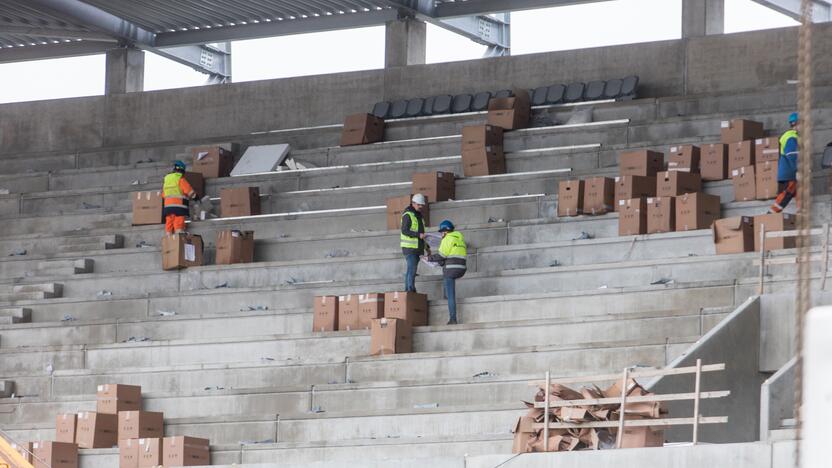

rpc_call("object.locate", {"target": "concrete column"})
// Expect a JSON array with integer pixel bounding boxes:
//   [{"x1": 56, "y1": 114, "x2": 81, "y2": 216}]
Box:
[
  {"x1": 105, "y1": 48, "x2": 145, "y2": 95},
  {"x1": 682, "y1": 0, "x2": 724, "y2": 37},
  {"x1": 385, "y1": 18, "x2": 427, "y2": 68}
]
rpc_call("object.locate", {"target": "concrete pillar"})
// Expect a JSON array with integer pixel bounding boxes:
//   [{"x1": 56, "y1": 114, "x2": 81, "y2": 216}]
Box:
[
  {"x1": 105, "y1": 48, "x2": 145, "y2": 95},
  {"x1": 682, "y1": 0, "x2": 724, "y2": 37},
  {"x1": 385, "y1": 18, "x2": 427, "y2": 68}
]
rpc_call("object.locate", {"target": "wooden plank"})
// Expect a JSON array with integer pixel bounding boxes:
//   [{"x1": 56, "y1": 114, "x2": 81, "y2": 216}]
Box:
[
  {"x1": 615, "y1": 367, "x2": 629, "y2": 448},
  {"x1": 759, "y1": 224, "x2": 767, "y2": 294},
  {"x1": 532, "y1": 416, "x2": 728, "y2": 430},
  {"x1": 543, "y1": 371, "x2": 550, "y2": 452},
  {"x1": 753, "y1": 254, "x2": 823, "y2": 266},
  {"x1": 531, "y1": 390, "x2": 730, "y2": 408},
  {"x1": 692, "y1": 359, "x2": 702, "y2": 445},
  {"x1": 529, "y1": 363, "x2": 725, "y2": 388},
  {"x1": 765, "y1": 228, "x2": 824, "y2": 239}
]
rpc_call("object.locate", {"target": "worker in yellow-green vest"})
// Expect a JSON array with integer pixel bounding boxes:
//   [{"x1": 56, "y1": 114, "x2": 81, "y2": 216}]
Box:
[
  {"x1": 162, "y1": 160, "x2": 197, "y2": 234},
  {"x1": 769, "y1": 112, "x2": 800, "y2": 213},
  {"x1": 401, "y1": 193, "x2": 428, "y2": 292},
  {"x1": 427, "y1": 220, "x2": 467, "y2": 325}
]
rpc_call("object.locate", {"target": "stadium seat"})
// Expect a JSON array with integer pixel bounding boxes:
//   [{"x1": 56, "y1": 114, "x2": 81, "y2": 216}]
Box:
[
  {"x1": 371, "y1": 101, "x2": 391, "y2": 119},
  {"x1": 471, "y1": 91, "x2": 492, "y2": 111},
  {"x1": 531, "y1": 87, "x2": 548, "y2": 106},
  {"x1": 822, "y1": 144, "x2": 832, "y2": 169},
  {"x1": 584, "y1": 80, "x2": 605, "y2": 101},
  {"x1": 432, "y1": 95, "x2": 453, "y2": 114},
  {"x1": 451, "y1": 94, "x2": 473, "y2": 113},
  {"x1": 546, "y1": 84, "x2": 566, "y2": 104},
  {"x1": 564, "y1": 82, "x2": 585, "y2": 103},
  {"x1": 603, "y1": 78, "x2": 623, "y2": 99},
  {"x1": 422, "y1": 96, "x2": 436, "y2": 116},
  {"x1": 494, "y1": 89, "x2": 513, "y2": 99},
  {"x1": 405, "y1": 98, "x2": 424, "y2": 118},
  {"x1": 620, "y1": 75, "x2": 639, "y2": 99},
  {"x1": 389, "y1": 100, "x2": 408, "y2": 119}
]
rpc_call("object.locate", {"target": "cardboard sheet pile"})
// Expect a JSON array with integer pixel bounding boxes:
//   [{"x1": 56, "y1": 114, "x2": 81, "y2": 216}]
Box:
[{"x1": 512, "y1": 378, "x2": 666, "y2": 453}]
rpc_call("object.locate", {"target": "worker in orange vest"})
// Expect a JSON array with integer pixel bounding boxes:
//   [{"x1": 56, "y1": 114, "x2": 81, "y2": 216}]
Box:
[{"x1": 162, "y1": 160, "x2": 197, "y2": 234}]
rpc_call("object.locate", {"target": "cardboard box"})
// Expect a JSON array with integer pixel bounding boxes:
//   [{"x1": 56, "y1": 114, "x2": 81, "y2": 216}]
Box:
[
  {"x1": 754, "y1": 213, "x2": 796, "y2": 252},
  {"x1": 97, "y1": 384, "x2": 142, "y2": 415},
  {"x1": 119, "y1": 439, "x2": 139, "y2": 468},
  {"x1": 56, "y1": 413, "x2": 77, "y2": 444},
  {"x1": 370, "y1": 318, "x2": 412, "y2": 355},
  {"x1": 558, "y1": 180, "x2": 584, "y2": 217},
  {"x1": 647, "y1": 197, "x2": 675, "y2": 234},
  {"x1": 461, "y1": 147, "x2": 506, "y2": 177},
  {"x1": 384, "y1": 291, "x2": 428, "y2": 327},
  {"x1": 161, "y1": 233, "x2": 204, "y2": 270},
  {"x1": 756, "y1": 161, "x2": 779, "y2": 200},
  {"x1": 614, "y1": 176, "x2": 655, "y2": 212},
  {"x1": 12, "y1": 441, "x2": 34, "y2": 463},
  {"x1": 619, "y1": 150, "x2": 665, "y2": 177},
  {"x1": 720, "y1": 119, "x2": 764, "y2": 144},
  {"x1": 33, "y1": 441, "x2": 78, "y2": 468},
  {"x1": 675, "y1": 192, "x2": 721, "y2": 231},
  {"x1": 386, "y1": 195, "x2": 430, "y2": 230},
  {"x1": 118, "y1": 411, "x2": 164, "y2": 441},
  {"x1": 487, "y1": 90, "x2": 531, "y2": 130},
  {"x1": 191, "y1": 146, "x2": 234, "y2": 178},
  {"x1": 618, "y1": 198, "x2": 647, "y2": 236},
  {"x1": 713, "y1": 216, "x2": 755, "y2": 254},
  {"x1": 183, "y1": 172, "x2": 204, "y2": 199},
  {"x1": 701, "y1": 143, "x2": 729, "y2": 181},
  {"x1": 220, "y1": 186, "x2": 261, "y2": 218},
  {"x1": 655, "y1": 171, "x2": 702, "y2": 197},
  {"x1": 412, "y1": 171, "x2": 455, "y2": 202},
  {"x1": 131, "y1": 191, "x2": 164, "y2": 226},
  {"x1": 312, "y1": 295, "x2": 338, "y2": 332},
  {"x1": 162, "y1": 436, "x2": 209, "y2": 467},
  {"x1": 341, "y1": 113, "x2": 385, "y2": 146},
  {"x1": 582, "y1": 177, "x2": 615, "y2": 215},
  {"x1": 358, "y1": 293, "x2": 384, "y2": 329},
  {"x1": 731, "y1": 165, "x2": 756, "y2": 202},
  {"x1": 511, "y1": 417, "x2": 536, "y2": 454},
  {"x1": 728, "y1": 140, "x2": 756, "y2": 171},
  {"x1": 667, "y1": 145, "x2": 700, "y2": 173},
  {"x1": 619, "y1": 426, "x2": 665, "y2": 448},
  {"x1": 215, "y1": 230, "x2": 255, "y2": 265},
  {"x1": 76, "y1": 411, "x2": 118, "y2": 449},
  {"x1": 138, "y1": 438, "x2": 163, "y2": 468},
  {"x1": 337, "y1": 294, "x2": 360, "y2": 331},
  {"x1": 461, "y1": 124, "x2": 503, "y2": 152},
  {"x1": 755, "y1": 137, "x2": 781, "y2": 162}
]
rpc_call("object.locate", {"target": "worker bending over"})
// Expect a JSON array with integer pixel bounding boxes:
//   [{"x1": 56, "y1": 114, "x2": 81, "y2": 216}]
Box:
[
  {"x1": 401, "y1": 193, "x2": 428, "y2": 292},
  {"x1": 770, "y1": 112, "x2": 800, "y2": 213},
  {"x1": 428, "y1": 220, "x2": 467, "y2": 325},
  {"x1": 163, "y1": 160, "x2": 197, "y2": 234}
]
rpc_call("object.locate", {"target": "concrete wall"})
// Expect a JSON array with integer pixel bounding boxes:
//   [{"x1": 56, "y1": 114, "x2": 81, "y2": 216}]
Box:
[{"x1": 2, "y1": 24, "x2": 830, "y2": 156}]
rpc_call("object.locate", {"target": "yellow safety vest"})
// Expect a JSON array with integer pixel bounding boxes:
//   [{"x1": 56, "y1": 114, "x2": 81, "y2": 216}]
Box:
[
  {"x1": 779, "y1": 129, "x2": 799, "y2": 157},
  {"x1": 400, "y1": 211, "x2": 421, "y2": 250}
]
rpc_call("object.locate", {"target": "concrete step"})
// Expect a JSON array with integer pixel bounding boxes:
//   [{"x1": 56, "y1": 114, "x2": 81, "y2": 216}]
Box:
[
  {"x1": 0, "y1": 307, "x2": 31, "y2": 324},
  {"x1": 34, "y1": 258, "x2": 94, "y2": 276}
]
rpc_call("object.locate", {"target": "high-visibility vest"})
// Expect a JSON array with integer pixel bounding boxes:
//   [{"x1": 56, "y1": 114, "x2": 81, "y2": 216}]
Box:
[
  {"x1": 163, "y1": 172, "x2": 189, "y2": 209},
  {"x1": 779, "y1": 129, "x2": 799, "y2": 157},
  {"x1": 400, "y1": 210, "x2": 421, "y2": 250},
  {"x1": 439, "y1": 230, "x2": 467, "y2": 271}
]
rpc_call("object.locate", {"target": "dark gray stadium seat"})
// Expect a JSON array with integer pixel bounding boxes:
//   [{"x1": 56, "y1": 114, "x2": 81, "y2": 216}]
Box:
[
  {"x1": 531, "y1": 87, "x2": 548, "y2": 106},
  {"x1": 471, "y1": 92, "x2": 491, "y2": 111},
  {"x1": 564, "y1": 82, "x2": 585, "y2": 103},
  {"x1": 494, "y1": 89, "x2": 513, "y2": 99},
  {"x1": 620, "y1": 75, "x2": 639, "y2": 99},
  {"x1": 422, "y1": 96, "x2": 436, "y2": 116},
  {"x1": 432, "y1": 95, "x2": 452, "y2": 114},
  {"x1": 451, "y1": 94, "x2": 473, "y2": 113},
  {"x1": 389, "y1": 100, "x2": 408, "y2": 119},
  {"x1": 405, "y1": 98, "x2": 424, "y2": 118},
  {"x1": 584, "y1": 80, "x2": 605, "y2": 101},
  {"x1": 546, "y1": 84, "x2": 565, "y2": 104},
  {"x1": 603, "y1": 79, "x2": 623, "y2": 99},
  {"x1": 822, "y1": 144, "x2": 832, "y2": 169},
  {"x1": 372, "y1": 101, "x2": 391, "y2": 119}
]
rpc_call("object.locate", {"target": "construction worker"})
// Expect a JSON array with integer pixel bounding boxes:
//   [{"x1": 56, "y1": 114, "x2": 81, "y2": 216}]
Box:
[
  {"x1": 401, "y1": 193, "x2": 427, "y2": 292},
  {"x1": 770, "y1": 112, "x2": 800, "y2": 213},
  {"x1": 163, "y1": 160, "x2": 197, "y2": 234},
  {"x1": 427, "y1": 220, "x2": 467, "y2": 325}
]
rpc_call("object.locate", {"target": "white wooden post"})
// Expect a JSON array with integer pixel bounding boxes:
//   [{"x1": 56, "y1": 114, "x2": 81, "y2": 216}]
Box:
[
  {"x1": 543, "y1": 371, "x2": 551, "y2": 452},
  {"x1": 615, "y1": 367, "x2": 630, "y2": 448},
  {"x1": 692, "y1": 358, "x2": 703, "y2": 444}
]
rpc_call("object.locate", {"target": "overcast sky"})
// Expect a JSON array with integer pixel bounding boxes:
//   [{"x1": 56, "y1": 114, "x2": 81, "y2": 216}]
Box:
[{"x1": 0, "y1": 0, "x2": 797, "y2": 104}]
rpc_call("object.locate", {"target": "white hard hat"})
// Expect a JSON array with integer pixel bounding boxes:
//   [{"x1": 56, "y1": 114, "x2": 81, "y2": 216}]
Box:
[{"x1": 411, "y1": 193, "x2": 427, "y2": 205}]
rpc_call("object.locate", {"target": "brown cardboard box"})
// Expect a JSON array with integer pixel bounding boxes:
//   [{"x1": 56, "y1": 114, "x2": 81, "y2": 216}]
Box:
[
  {"x1": 721, "y1": 118, "x2": 764, "y2": 144},
  {"x1": 97, "y1": 384, "x2": 142, "y2": 415},
  {"x1": 386, "y1": 195, "x2": 430, "y2": 230},
  {"x1": 558, "y1": 180, "x2": 584, "y2": 217},
  {"x1": 131, "y1": 191, "x2": 164, "y2": 226},
  {"x1": 511, "y1": 417, "x2": 536, "y2": 454},
  {"x1": 370, "y1": 318, "x2": 412, "y2": 355},
  {"x1": 183, "y1": 172, "x2": 204, "y2": 199},
  {"x1": 755, "y1": 137, "x2": 781, "y2": 162},
  {"x1": 12, "y1": 441, "x2": 34, "y2": 463},
  {"x1": 713, "y1": 216, "x2": 754, "y2": 254},
  {"x1": 76, "y1": 411, "x2": 118, "y2": 449},
  {"x1": 647, "y1": 197, "x2": 675, "y2": 234},
  {"x1": 619, "y1": 150, "x2": 665, "y2": 177},
  {"x1": 756, "y1": 161, "x2": 779, "y2": 200},
  {"x1": 619, "y1": 426, "x2": 665, "y2": 448},
  {"x1": 614, "y1": 176, "x2": 655, "y2": 211},
  {"x1": 138, "y1": 438, "x2": 163, "y2": 468},
  {"x1": 461, "y1": 124, "x2": 503, "y2": 152},
  {"x1": 754, "y1": 213, "x2": 796, "y2": 252},
  {"x1": 33, "y1": 441, "x2": 78, "y2": 468},
  {"x1": 191, "y1": 146, "x2": 234, "y2": 178},
  {"x1": 412, "y1": 171, "x2": 455, "y2": 202},
  {"x1": 487, "y1": 90, "x2": 531, "y2": 130},
  {"x1": 731, "y1": 165, "x2": 756, "y2": 202},
  {"x1": 655, "y1": 171, "x2": 702, "y2": 197},
  {"x1": 220, "y1": 187, "x2": 261, "y2": 218},
  {"x1": 667, "y1": 145, "x2": 700, "y2": 173},
  {"x1": 337, "y1": 294, "x2": 360, "y2": 331},
  {"x1": 461, "y1": 147, "x2": 506, "y2": 176},
  {"x1": 341, "y1": 113, "x2": 385, "y2": 146},
  {"x1": 215, "y1": 230, "x2": 255, "y2": 265},
  {"x1": 728, "y1": 140, "x2": 755, "y2": 171},
  {"x1": 161, "y1": 233, "x2": 204, "y2": 270},
  {"x1": 312, "y1": 295, "x2": 338, "y2": 332},
  {"x1": 119, "y1": 439, "x2": 139, "y2": 468},
  {"x1": 582, "y1": 177, "x2": 615, "y2": 215},
  {"x1": 618, "y1": 198, "x2": 647, "y2": 236},
  {"x1": 118, "y1": 411, "x2": 164, "y2": 441},
  {"x1": 358, "y1": 293, "x2": 384, "y2": 329},
  {"x1": 162, "y1": 436, "x2": 209, "y2": 467},
  {"x1": 701, "y1": 143, "x2": 729, "y2": 181},
  {"x1": 384, "y1": 291, "x2": 428, "y2": 327},
  {"x1": 56, "y1": 413, "x2": 77, "y2": 443},
  {"x1": 675, "y1": 192, "x2": 721, "y2": 231}
]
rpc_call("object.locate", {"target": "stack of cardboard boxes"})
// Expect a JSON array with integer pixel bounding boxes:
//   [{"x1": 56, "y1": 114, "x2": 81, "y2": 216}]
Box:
[
  {"x1": 459, "y1": 89, "x2": 531, "y2": 177},
  {"x1": 386, "y1": 172, "x2": 454, "y2": 230},
  {"x1": 162, "y1": 230, "x2": 256, "y2": 270}
]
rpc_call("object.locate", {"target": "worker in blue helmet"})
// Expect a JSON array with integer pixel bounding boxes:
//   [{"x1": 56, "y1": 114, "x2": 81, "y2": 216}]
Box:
[
  {"x1": 770, "y1": 112, "x2": 800, "y2": 213},
  {"x1": 426, "y1": 220, "x2": 467, "y2": 325}
]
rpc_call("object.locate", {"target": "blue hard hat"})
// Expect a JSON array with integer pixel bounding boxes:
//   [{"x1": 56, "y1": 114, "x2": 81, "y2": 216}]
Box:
[
  {"x1": 789, "y1": 112, "x2": 799, "y2": 124},
  {"x1": 439, "y1": 220, "x2": 455, "y2": 232},
  {"x1": 173, "y1": 160, "x2": 186, "y2": 171}
]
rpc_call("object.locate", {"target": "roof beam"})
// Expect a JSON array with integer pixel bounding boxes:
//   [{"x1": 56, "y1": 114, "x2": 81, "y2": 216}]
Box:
[
  {"x1": 749, "y1": 0, "x2": 831, "y2": 22},
  {"x1": 154, "y1": 44, "x2": 232, "y2": 81},
  {"x1": 0, "y1": 40, "x2": 114, "y2": 63},
  {"x1": 26, "y1": 0, "x2": 157, "y2": 46},
  {"x1": 434, "y1": 0, "x2": 614, "y2": 18},
  {"x1": 0, "y1": 26, "x2": 117, "y2": 42}
]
